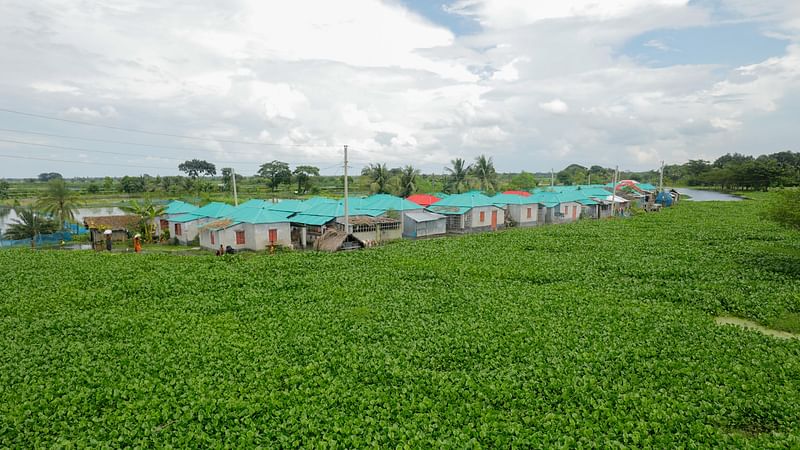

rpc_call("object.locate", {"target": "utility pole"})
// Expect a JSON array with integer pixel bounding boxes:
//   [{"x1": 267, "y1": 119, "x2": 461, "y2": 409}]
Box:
[
  {"x1": 611, "y1": 165, "x2": 618, "y2": 216},
  {"x1": 550, "y1": 169, "x2": 554, "y2": 187},
  {"x1": 659, "y1": 160, "x2": 665, "y2": 192},
  {"x1": 231, "y1": 167, "x2": 238, "y2": 206},
  {"x1": 588, "y1": 172, "x2": 591, "y2": 185},
  {"x1": 343, "y1": 145, "x2": 349, "y2": 235}
]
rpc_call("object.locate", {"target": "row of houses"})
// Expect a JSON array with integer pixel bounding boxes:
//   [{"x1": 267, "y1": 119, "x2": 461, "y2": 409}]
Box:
[{"x1": 150, "y1": 181, "x2": 669, "y2": 252}]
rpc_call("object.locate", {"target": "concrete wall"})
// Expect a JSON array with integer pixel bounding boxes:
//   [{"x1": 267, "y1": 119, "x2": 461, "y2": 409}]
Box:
[
  {"x1": 200, "y1": 222, "x2": 291, "y2": 252},
  {"x1": 170, "y1": 219, "x2": 204, "y2": 245},
  {"x1": 506, "y1": 203, "x2": 538, "y2": 227},
  {"x1": 466, "y1": 206, "x2": 505, "y2": 231}
]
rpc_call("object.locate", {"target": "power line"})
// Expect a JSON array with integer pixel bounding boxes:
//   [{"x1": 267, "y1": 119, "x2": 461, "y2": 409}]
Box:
[
  {"x1": 0, "y1": 153, "x2": 175, "y2": 170},
  {"x1": 0, "y1": 127, "x2": 307, "y2": 157},
  {"x1": 0, "y1": 138, "x2": 348, "y2": 171},
  {"x1": 0, "y1": 108, "x2": 339, "y2": 148}
]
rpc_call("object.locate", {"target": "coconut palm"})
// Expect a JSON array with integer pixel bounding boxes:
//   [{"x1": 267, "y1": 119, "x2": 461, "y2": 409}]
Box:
[
  {"x1": 445, "y1": 158, "x2": 472, "y2": 194},
  {"x1": 36, "y1": 178, "x2": 81, "y2": 229},
  {"x1": 472, "y1": 154, "x2": 498, "y2": 192},
  {"x1": 3, "y1": 208, "x2": 58, "y2": 248},
  {"x1": 120, "y1": 199, "x2": 166, "y2": 243},
  {"x1": 365, "y1": 163, "x2": 390, "y2": 194},
  {"x1": 398, "y1": 165, "x2": 420, "y2": 197}
]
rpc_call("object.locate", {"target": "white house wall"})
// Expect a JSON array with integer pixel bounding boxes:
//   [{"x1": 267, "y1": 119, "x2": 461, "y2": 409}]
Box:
[
  {"x1": 507, "y1": 204, "x2": 538, "y2": 227},
  {"x1": 466, "y1": 206, "x2": 505, "y2": 231}
]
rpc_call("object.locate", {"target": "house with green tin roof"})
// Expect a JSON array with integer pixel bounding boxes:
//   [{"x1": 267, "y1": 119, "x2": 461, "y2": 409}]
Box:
[
  {"x1": 166, "y1": 202, "x2": 236, "y2": 245},
  {"x1": 492, "y1": 193, "x2": 540, "y2": 227},
  {"x1": 426, "y1": 192, "x2": 505, "y2": 233},
  {"x1": 198, "y1": 207, "x2": 292, "y2": 252},
  {"x1": 156, "y1": 200, "x2": 199, "y2": 238}
]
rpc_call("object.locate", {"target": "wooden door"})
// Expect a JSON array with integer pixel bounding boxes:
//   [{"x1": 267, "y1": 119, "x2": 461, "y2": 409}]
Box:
[
  {"x1": 491, "y1": 210, "x2": 498, "y2": 230},
  {"x1": 268, "y1": 229, "x2": 278, "y2": 244},
  {"x1": 572, "y1": 206, "x2": 578, "y2": 219}
]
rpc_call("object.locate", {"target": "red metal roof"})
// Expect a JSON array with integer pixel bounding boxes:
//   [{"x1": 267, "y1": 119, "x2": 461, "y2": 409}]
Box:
[
  {"x1": 406, "y1": 194, "x2": 442, "y2": 207},
  {"x1": 502, "y1": 190, "x2": 531, "y2": 197}
]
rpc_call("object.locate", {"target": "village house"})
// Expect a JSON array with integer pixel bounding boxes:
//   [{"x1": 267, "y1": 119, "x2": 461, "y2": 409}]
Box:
[
  {"x1": 156, "y1": 200, "x2": 198, "y2": 237},
  {"x1": 199, "y1": 208, "x2": 291, "y2": 252},
  {"x1": 492, "y1": 193, "x2": 539, "y2": 227},
  {"x1": 426, "y1": 192, "x2": 505, "y2": 233},
  {"x1": 169, "y1": 202, "x2": 235, "y2": 245}
]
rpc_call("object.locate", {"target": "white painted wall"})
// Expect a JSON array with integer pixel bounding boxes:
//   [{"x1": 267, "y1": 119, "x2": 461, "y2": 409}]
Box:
[
  {"x1": 199, "y1": 222, "x2": 291, "y2": 252},
  {"x1": 467, "y1": 206, "x2": 505, "y2": 230},
  {"x1": 506, "y1": 203, "x2": 538, "y2": 227},
  {"x1": 170, "y1": 219, "x2": 205, "y2": 244}
]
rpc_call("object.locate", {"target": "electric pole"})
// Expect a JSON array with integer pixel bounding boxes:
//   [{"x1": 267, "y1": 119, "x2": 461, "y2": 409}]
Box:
[
  {"x1": 659, "y1": 160, "x2": 664, "y2": 192},
  {"x1": 343, "y1": 145, "x2": 349, "y2": 235},
  {"x1": 231, "y1": 167, "x2": 238, "y2": 206},
  {"x1": 550, "y1": 169, "x2": 554, "y2": 187}
]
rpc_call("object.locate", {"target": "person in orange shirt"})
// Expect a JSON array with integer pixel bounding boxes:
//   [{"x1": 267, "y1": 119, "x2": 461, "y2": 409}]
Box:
[{"x1": 133, "y1": 234, "x2": 142, "y2": 253}]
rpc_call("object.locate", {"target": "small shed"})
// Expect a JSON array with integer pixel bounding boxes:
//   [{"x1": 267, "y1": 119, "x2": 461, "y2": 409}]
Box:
[
  {"x1": 403, "y1": 211, "x2": 446, "y2": 239},
  {"x1": 84, "y1": 215, "x2": 140, "y2": 244},
  {"x1": 338, "y1": 215, "x2": 402, "y2": 246}
]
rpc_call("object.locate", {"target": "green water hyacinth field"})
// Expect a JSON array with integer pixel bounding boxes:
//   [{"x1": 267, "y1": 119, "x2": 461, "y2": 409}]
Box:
[{"x1": 2, "y1": 196, "x2": 800, "y2": 447}]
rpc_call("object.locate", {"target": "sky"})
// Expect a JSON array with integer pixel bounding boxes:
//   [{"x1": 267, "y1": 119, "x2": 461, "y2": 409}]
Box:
[{"x1": 0, "y1": 0, "x2": 799, "y2": 178}]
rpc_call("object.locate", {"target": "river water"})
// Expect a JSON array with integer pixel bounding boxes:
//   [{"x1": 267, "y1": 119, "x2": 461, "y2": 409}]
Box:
[
  {"x1": 0, "y1": 206, "x2": 126, "y2": 233},
  {"x1": 673, "y1": 188, "x2": 743, "y2": 202}
]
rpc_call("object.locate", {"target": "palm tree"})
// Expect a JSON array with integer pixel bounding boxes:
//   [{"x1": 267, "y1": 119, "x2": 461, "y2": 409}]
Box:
[
  {"x1": 3, "y1": 208, "x2": 58, "y2": 248},
  {"x1": 120, "y1": 199, "x2": 166, "y2": 243},
  {"x1": 365, "y1": 163, "x2": 390, "y2": 194},
  {"x1": 36, "y1": 178, "x2": 81, "y2": 230},
  {"x1": 445, "y1": 158, "x2": 472, "y2": 194},
  {"x1": 399, "y1": 165, "x2": 420, "y2": 197},
  {"x1": 472, "y1": 154, "x2": 498, "y2": 193}
]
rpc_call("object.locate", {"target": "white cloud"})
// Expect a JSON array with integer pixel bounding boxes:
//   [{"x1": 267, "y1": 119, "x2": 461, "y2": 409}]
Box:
[
  {"x1": 539, "y1": 99, "x2": 570, "y2": 114},
  {"x1": 644, "y1": 39, "x2": 674, "y2": 51},
  {"x1": 0, "y1": 0, "x2": 799, "y2": 177}
]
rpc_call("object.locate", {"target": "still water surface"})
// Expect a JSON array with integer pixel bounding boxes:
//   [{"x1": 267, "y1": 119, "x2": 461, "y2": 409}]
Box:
[
  {"x1": 0, "y1": 206, "x2": 126, "y2": 233},
  {"x1": 674, "y1": 188, "x2": 743, "y2": 202}
]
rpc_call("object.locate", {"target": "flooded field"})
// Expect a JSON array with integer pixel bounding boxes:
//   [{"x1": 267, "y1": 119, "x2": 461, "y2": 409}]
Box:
[
  {"x1": 715, "y1": 316, "x2": 799, "y2": 340},
  {"x1": 676, "y1": 188, "x2": 744, "y2": 202}
]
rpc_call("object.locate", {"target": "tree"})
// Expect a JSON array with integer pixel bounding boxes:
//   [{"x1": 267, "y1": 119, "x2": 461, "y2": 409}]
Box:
[
  {"x1": 221, "y1": 168, "x2": 243, "y2": 192},
  {"x1": 85, "y1": 182, "x2": 100, "y2": 194},
  {"x1": 509, "y1": 171, "x2": 537, "y2": 190},
  {"x1": 178, "y1": 159, "x2": 216, "y2": 179},
  {"x1": 472, "y1": 155, "x2": 498, "y2": 192},
  {"x1": 2, "y1": 208, "x2": 58, "y2": 248},
  {"x1": 0, "y1": 180, "x2": 9, "y2": 199},
  {"x1": 119, "y1": 176, "x2": 146, "y2": 194},
  {"x1": 398, "y1": 165, "x2": 420, "y2": 197},
  {"x1": 445, "y1": 158, "x2": 472, "y2": 194},
  {"x1": 765, "y1": 190, "x2": 800, "y2": 230},
  {"x1": 293, "y1": 165, "x2": 320, "y2": 194},
  {"x1": 120, "y1": 199, "x2": 166, "y2": 243},
  {"x1": 37, "y1": 172, "x2": 62, "y2": 182},
  {"x1": 36, "y1": 178, "x2": 81, "y2": 229},
  {"x1": 258, "y1": 161, "x2": 292, "y2": 193},
  {"x1": 364, "y1": 163, "x2": 390, "y2": 194}
]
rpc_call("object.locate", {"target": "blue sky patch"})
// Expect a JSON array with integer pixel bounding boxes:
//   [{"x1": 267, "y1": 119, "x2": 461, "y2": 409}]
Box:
[
  {"x1": 399, "y1": 0, "x2": 480, "y2": 35},
  {"x1": 621, "y1": 23, "x2": 789, "y2": 68}
]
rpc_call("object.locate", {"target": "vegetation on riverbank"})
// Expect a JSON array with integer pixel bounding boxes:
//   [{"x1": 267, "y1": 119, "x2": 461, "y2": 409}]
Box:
[{"x1": 1, "y1": 195, "x2": 799, "y2": 446}]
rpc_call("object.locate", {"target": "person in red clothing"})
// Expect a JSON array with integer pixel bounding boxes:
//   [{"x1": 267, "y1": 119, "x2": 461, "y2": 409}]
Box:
[{"x1": 133, "y1": 234, "x2": 142, "y2": 253}]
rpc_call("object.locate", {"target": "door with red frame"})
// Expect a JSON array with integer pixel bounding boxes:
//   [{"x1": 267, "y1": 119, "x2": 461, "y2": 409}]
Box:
[
  {"x1": 572, "y1": 205, "x2": 578, "y2": 220},
  {"x1": 491, "y1": 210, "x2": 498, "y2": 230}
]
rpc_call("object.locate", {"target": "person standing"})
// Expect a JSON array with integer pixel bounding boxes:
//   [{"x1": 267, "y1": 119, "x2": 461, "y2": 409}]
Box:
[
  {"x1": 133, "y1": 234, "x2": 142, "y2": 253},
  {"x1": 104, "y1": 229, "x2": 112, "y2": 251}
]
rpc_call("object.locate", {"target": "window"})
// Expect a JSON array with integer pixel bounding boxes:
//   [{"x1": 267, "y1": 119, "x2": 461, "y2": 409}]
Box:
[
  {"x1": 268, "y1": 229, "x2": 278, "y2": 243},
  {"x1": 210, "y1": 232, "x2": 215, "y2": 245},
  {"x1": 160, "y1": 219, "x2": 168, "y2": 230},
  {"x1": 235, "y1": 230, "x2": 245, "y2": 245},
  {"x1": 527, "y1": 208, "x2": 532, "y2": 219},
  {"x1": 175, "y1": 223, "x2": 182, "y2": 236},
  {"x1": 479, "y1": 211, "x2": 485, "y2": 223}
]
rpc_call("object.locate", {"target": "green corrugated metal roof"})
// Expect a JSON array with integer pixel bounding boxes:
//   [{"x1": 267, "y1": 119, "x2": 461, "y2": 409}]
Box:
[
  {"x1": 492, "y1": 193, "x2": 538, "y2": 205},
  {"x1": 362, "y1": 194, "x2": 422, "y2": 211},
  {"x1": 238, "y1": 199, "x2": 270, "y2": 209},
  {"x1": 429, "y1": 192, "x2": 500, "y2": 209},
  {"x1": 229, "y1": 208, "x2": 291, "y2": 224},
  {"x1": 266, "y1": 199, "x2": 305, "y2": 213},
  {"x1": 169, "y1": 213, "x2": 205, "y2": 223},
  {"x1": 290, "y1": 214, "x2": 335, "y2": 226},
  {"x1": 165, "y1": 200, "x2": 199, "y2": 215},
  {"x1": 194, "y1": 202, "x2": 235, "y2": 218},
  {"x1": 637, "y1": 183, "x2": 657, "y2": 191}
]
